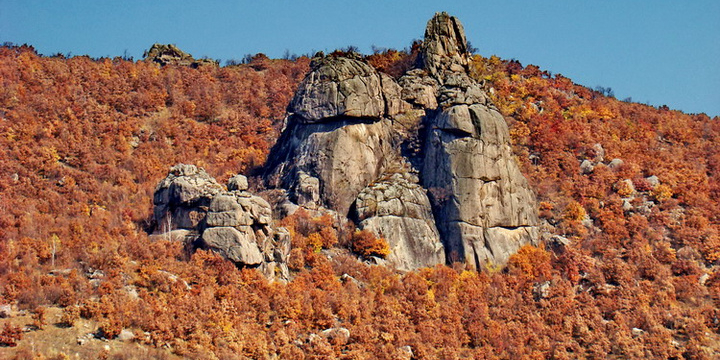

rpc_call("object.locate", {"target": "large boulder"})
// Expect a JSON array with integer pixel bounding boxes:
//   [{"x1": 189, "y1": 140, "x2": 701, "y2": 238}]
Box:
[
  {"x1": 355, "y1": 172, "x2": 444, "y2": 271},
  {"x1": 289, "y1": 56, "x2": 387, "y2": 122},
  {"x1": 153, "y1": 164, "x2": 223, "y2": 231}
]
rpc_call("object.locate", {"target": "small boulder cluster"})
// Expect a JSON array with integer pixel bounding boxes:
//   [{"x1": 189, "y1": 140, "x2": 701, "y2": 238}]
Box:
[{"x1": 152, "y1": 164, "x2": 290, "y2": 280}]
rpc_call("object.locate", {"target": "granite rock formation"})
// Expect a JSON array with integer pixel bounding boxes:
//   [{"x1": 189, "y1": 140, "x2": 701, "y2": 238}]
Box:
[
  {"x1": 152, "y1": 165, "x2": 290, "y2": 280},
  {"x1": 153, "y1": 12, "x2": 539, "y2": 273},
  {"x1": 264, "y1": 55, "x2": 444, "y2": 270},
  {"x1": 418, "y1": 12, "x2": 539, "y2": 269},
  {"x1": 144, "y1": 43, "x2": 218, "y2": 67},
  {"x1": 264, "y1": 12, "x2": 539, "y2": 270}
]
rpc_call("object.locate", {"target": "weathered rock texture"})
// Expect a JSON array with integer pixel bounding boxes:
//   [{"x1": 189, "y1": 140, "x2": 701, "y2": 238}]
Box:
[
  {"x1": 144, "y1": 43, "x2": 217, "y2": 67},
  {"x1": 419, "y1": 13, "x2": 539, "y2": 269},
  {"x1": 153, "y1": 164, "x2": 223, "y2": 232},
  {"x1": 355, "y1": 172, "x2": 444, "y2": 271},
  {"x1": 264, "y1": 12, "x2": 539, "y2": 270},
  {"x1": 153, "y1": 166, "x2": 290, "y2": 280},
  {"x1": 264, "y1": 54, "x2": 444, "y2": 270}
]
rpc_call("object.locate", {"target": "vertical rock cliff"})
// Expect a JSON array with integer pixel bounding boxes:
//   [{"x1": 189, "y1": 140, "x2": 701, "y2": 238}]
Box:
[
  {"x1": 263, "y1": 12, "x2": 539, "y2": 270},
  {"x1": 417, "y1": 13, "x2": 539, "y2": 269}
]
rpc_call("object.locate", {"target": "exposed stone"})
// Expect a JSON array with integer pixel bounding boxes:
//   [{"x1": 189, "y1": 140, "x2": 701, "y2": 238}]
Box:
[
  {"x1": 534, "y1": 281, "x2": 551, "y2": 300},
  {"x1": 227, "y1": 174, "x2": 249, "y2": 191},
  {"x1": 144, "y1": 43, "x2": 217, "y2": 67},
  {"x1": 289, "y1": 56, "x2": 387, "y2": 122},
  {"x1": 152, "y1": 165, "x2": 292, "y2": 280},
  {"x1": 580, "y1": 159, "x2": 594, "y2": 174},
  {"x1": 420, "y1": 12, "x2": 469, "y2": 82},
  {"x1": 148, "y1": 229, "x2": 197, "y2": 244},
  {"x1": 397, "y1": 345, "x2": 414, "y2": 360},
  {"x1": 117, "y1": 329, "x2": 135, "y2": 342},
  {"x1": 592, "y1": 143, "x2": 605, "y2": 163},
  {"x1": 645, "y1": 175, "x2": 660, "y2": 188},
  {"x1": 201, "y1": 227, "x2": 263, "y2": 265},
  {"x1": 0, "y1": 304, "x2": 11, "y2": 318},
  {"x1": 398, "y1": 69, "x2": 439, "y2": 109},
  {"x1": 355, "y1": 172, "x2": 444, "y2": 271},
  {"x1": 420, "y1": 13, "x2": 539, "y2": 269},
  {"x1": 265, "y1": 118, "x2": 396, "y2": 216},
  {"x1": 320, "y1": 327, "x2": 350, "y2": 345},
  {"x1": 153, "y1": 164, "x2": 223, "y2": 232},
  {"x1": 608, "y1": 158, "x2": 624, "y2": 170},
  {"x1": 260, "y1": 12, "x2": 539, "y2": 272}
]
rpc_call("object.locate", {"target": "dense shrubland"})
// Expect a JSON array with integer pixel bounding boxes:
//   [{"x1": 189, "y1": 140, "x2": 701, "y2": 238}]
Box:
[{"x1": 0, "y1": 44, "x2": 719, "y2": 358}]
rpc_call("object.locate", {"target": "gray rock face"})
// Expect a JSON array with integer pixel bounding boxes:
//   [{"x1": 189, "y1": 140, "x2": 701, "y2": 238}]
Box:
[
  {"x1": 354, "y1": 172, "x2": 444, "y2": 271},
  {"x1": 420, "y1": 12, "x2": 469, "y2": 83},
  {"x1": 263, "y1": 12, "x2": 539, "y2": 271},
  {"x1": 152, "y1": 167, "x2": 290, "y2": 280},
  {"x1": 201, "y1": 227, "x2": 263, "y2": 265},
  {"x1": 419, "y1": 13, "x2": 539, "y2": 269},
  {"x1": 289, "y1": 56, "x2": 387, "y2": 122},
  {"x1": 266, "y1": 117, "x2": 396, "y2": 217},
  {"x1": 153, "y1": 164, "x2": 223, "y2": 232}
]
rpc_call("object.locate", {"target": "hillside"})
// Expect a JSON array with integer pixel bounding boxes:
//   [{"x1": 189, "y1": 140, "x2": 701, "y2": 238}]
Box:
[{"x1": 1, "y1": 15, "x2": 720, "y2": 359}]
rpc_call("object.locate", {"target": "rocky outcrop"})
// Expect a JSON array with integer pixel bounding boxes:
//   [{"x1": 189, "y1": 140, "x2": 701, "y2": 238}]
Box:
[
  {"x1": 263, "y1": 12, "x2": 540, "y2": 271},
  {"x1": 153, "y1": 164, "x2": 223, "y2": 232},
  {"x1": 144, "y1": 43, "x2": 217, "y2": 67},
  {"x1": 152, "y1": 166, "x2": 290, "y2": 280},
  {"x1": 354, "y1": 171, "x2": 444, "y2": 271},
  {"x1": 418, "y1": 13, "x2": 539, "y2": 269},
  {"x1": 149, "y1": 13, "x2": 538, "y2": 273},
  {"x1": 264, "y1": 55, "x2": 444, "y2": 270}
]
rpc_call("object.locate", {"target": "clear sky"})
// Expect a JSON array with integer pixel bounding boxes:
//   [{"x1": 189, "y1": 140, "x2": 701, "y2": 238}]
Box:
[{"x1": 2, "y1": 0, "x2": 718, "y2": 116}]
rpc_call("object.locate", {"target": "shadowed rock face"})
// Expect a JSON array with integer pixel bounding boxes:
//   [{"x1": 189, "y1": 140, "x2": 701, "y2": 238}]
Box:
[{"x1": 263, "y1": 12, "x2": 539, "y2": 271}]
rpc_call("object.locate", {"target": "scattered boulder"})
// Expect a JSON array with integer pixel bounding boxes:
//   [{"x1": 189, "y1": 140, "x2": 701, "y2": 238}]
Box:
[
  {"x1": 608, "y1": 158, "x2": 624, "y2": 170},
  {"x1": 320, "y1": 327, "x2": 350, "y2": 345},
  {"x1": 0, "y1": 304, "x2": 11, "y2": 318},
  {"x1": 645, "y1": 175, "x2": 660, "y2": 188},
  {"x1": 117, "y1": 329, "x2": 135, "y2": 342},
  {"x1": 592, "y1": 143, "x2": 605, "y2": 163},
  {"x1": 227, "y1": 174, "x2": 249, "y2": 191},
  {"x1": 580, "y1": 159, "x2": 594, "y2": 174},
  {"x1": 397, "y1": 345, "x2": 414, "y2": 360}
]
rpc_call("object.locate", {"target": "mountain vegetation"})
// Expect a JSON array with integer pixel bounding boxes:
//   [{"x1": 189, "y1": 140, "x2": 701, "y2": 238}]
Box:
[{"x1": 1, "y1": 30, "x2": 719, "y2": 359}]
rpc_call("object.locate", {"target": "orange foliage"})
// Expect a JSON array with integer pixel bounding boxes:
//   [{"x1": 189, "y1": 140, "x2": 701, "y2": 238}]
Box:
[
  {"x1": 351, "y1": 230, "x2": 391, "y2": 258},
  {"x1": 1, "y1": 44, "x2": 720, "y2": 357}
]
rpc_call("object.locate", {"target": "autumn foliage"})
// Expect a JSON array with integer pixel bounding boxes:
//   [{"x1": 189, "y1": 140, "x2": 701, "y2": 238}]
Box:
[{"x1": 1, "y1": 44, "x2": 720, "y2": 358}]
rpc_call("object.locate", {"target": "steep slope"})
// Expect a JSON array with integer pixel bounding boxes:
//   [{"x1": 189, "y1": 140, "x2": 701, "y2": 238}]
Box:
[{"x1": 0, "y1": 12, "x2": 719, "y2": 359}]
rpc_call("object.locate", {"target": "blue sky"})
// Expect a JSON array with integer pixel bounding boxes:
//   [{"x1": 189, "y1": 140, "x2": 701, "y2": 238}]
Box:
[{"x1": 2, "y1": 0, "x2": 718, "y2": 116}]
